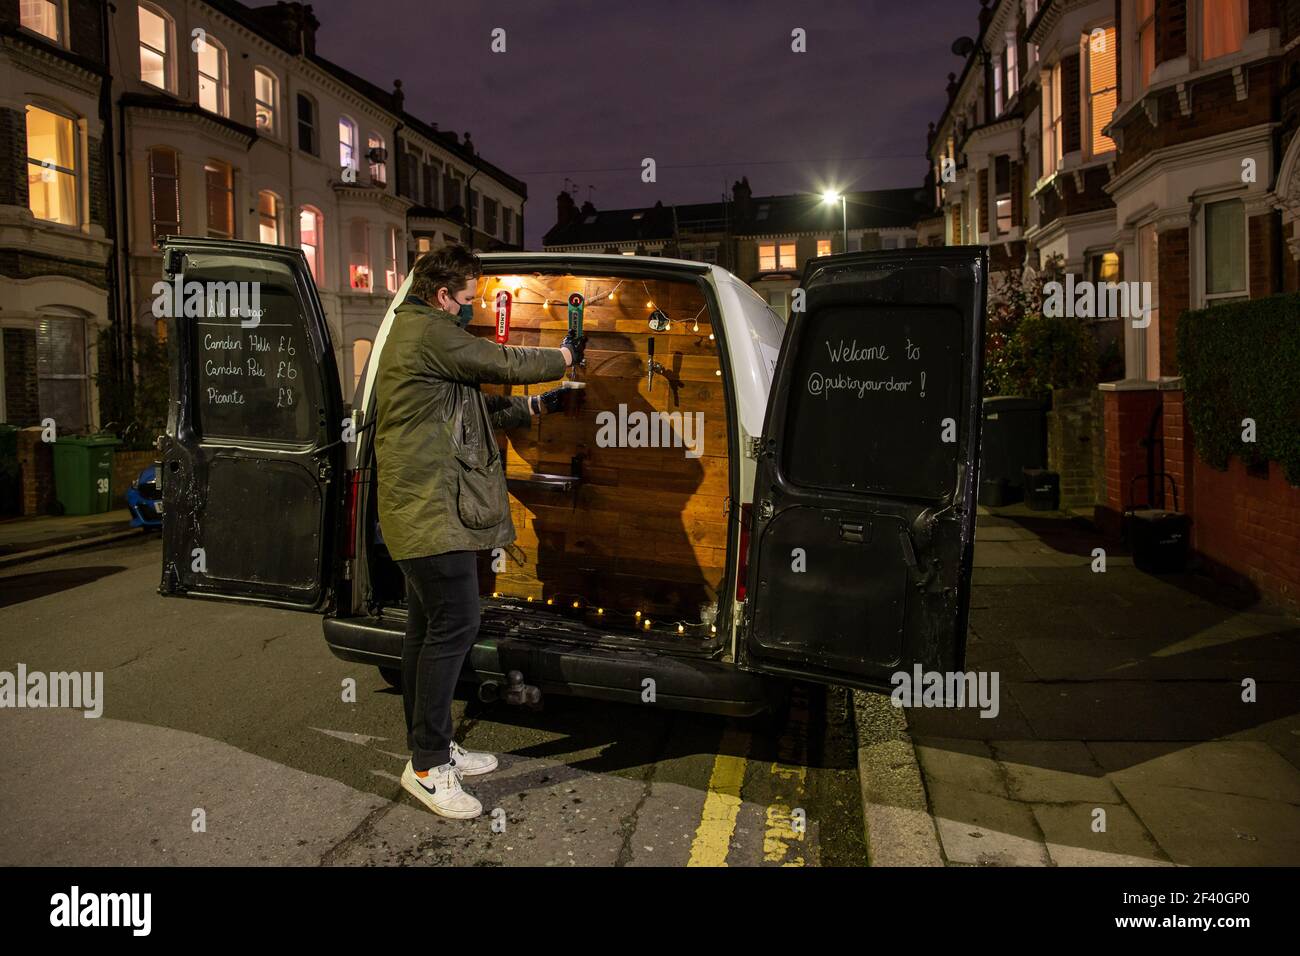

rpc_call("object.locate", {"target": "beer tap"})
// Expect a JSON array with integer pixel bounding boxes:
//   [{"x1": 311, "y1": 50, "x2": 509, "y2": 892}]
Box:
[{"x1": 647, "y1": 336, "x2": 666, "y2": 392}]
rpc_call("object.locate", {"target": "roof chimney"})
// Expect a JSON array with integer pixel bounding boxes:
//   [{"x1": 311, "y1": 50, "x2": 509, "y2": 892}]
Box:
[
  {"x1": 946, "y1": 72, "x2": 958, "y2": 103},
  {"x1": 556, "y1": 190, "x2": 578, "y2": 228},
  {"x1": 977, "y1": 0, "x2": 993, "y2": 34},
  {"x1": 731, "y1": 176, "x2": 753, "y2": 220}
]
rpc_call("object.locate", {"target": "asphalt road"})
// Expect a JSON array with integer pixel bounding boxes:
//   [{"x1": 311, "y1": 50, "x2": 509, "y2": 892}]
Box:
[{"x1": 0, "y1": 535, "x2": 867, "y2": 866}]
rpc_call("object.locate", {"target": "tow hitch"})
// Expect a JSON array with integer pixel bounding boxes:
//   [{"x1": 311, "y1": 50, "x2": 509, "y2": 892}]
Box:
[{"x1": 478, "y1": 670, "x2": 542, "y2": 709}]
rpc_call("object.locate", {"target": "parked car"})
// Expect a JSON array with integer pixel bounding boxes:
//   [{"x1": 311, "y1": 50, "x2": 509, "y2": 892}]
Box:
[
  {"x1": 126, "y1": 463, "x2": 163, "y2": 529},
  {"x1": 154, "y1": 238, "x2": 987, "y2": 716}
]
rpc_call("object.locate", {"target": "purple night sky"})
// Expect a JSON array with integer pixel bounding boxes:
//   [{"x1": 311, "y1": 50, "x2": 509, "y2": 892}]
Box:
[{"x1": 304, "y1": 0, "x2": 978, "y2": 248}]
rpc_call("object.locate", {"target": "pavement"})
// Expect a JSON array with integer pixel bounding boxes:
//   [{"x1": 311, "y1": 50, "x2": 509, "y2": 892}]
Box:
[
  {"x1": 0, "y1": 509, "x2": 142, "y2": 567},
  {"x1": 854, "y1": 504, "x2": 1300, "y2": 866}
]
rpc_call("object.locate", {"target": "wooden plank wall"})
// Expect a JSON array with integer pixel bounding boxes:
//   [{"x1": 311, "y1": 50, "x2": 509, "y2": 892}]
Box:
[{"x1": 468, "y1": 273, "x2": 729, "y2": 633}]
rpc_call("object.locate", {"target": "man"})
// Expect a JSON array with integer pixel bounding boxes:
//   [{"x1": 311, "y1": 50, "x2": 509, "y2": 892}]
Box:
[{"x1": 374, "y1": 243, "x2": 586, "y2": 819}]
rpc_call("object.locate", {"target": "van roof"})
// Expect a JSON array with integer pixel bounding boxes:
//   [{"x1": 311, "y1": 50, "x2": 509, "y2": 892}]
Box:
[{"x1": 477, "y1": 251, "x2": 713, "y2": 274}]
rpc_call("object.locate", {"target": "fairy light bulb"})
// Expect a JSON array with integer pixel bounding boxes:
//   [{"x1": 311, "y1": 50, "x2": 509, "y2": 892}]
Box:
[
  {"x1": 710, "y1": 624, "x2": 717, "y2": 634},
  {"x1": 596, "y1": 607, "x2": 604, "y2": 615},
  {"x1": 677, "y1": 624, "x2": 685, "y2": 635},
  {"x1": 492, "y1": 591, "x2": 501, "y2": 598},
  {"x1": 608, "y1": 292, "x2": 616, "y2": 301},
  {"x1": 635, "y1": 610, "x2": 642, "y2": 619},
  {"x1": 543, "y1": 299, "x2": 551, "y2": 311},
  {"x1": 709, "y1": 333, "x2": 715, "y2": 341},
  {"x1": 572, "y1": 600, "x2": 580, "y2": 609},
  {"x1": 546, "y1": 597, "x2": 554, "y2": 606},
  {"x1": 643, "y1": 619, "x2": 651, "y2": 630},
  {"x1": 646, "y1": 300, "x2": 654, "y2": 308},
  {"x1": 693, "y1": 319, "x2": 700, "y2": 332}
]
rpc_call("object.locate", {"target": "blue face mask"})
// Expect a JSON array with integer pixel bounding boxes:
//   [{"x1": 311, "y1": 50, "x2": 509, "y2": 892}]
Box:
[{"x1": 455, "y1": 302, "x2": 474, "y2": 328}]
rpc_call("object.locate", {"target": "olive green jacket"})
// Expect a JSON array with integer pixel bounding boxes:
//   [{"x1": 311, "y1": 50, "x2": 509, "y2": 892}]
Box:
[{"x1": 374, "y1": 299, "x2": 567, "y2": 561}]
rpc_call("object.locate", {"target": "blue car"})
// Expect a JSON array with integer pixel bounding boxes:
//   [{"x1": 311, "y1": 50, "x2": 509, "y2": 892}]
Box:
[{"x1": 126, "y1": 464, "x2": 162, "y2": 529}]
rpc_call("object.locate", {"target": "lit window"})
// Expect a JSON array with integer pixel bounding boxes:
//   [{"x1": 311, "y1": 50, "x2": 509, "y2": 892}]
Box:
[
  {"x1": 21, "y1": 0, "x2": 61, "y2": 43},
  {"x1": 385, "y1": 226, "x2": 399, "y2": 292},
  {"x1": 1203, "y1": 0, "x2": 1247, "y2": 62},
  {"x1": 300, "y1": 207, "x2": 323, "y2": 284},
  {"x1": 779, "y1": 242, "x2": 796, "y2": 267},
  {"x1": 416, "y1": 236, "x2": 431, "y2": 254},
  {"x1": 254, "y1": 68, "x2": 277, "y2": 133},
  {"x1": 195, "y1": 35, "x2": 228, "y2": 116},
  {"x1": 349, "y1": 220, "x2": 371, "y2": 291},
  {"x1": 138, "y1": 4, "x2": 172, "y2": 91},
  {"x1": 1090, "y1": 251, "x2": 1120, "y2": 284},
  {"x1": 1041, "y1": 62, "x2": 1062, "y2": 177},
  {"x1": 339, "y1": 117, "x2": 357, "y2": 175},
  {"x1": 204, "y1": 161, "x2": 233, "y2": 238},
  {"x1": 1085, "y1": 26, "x2": 1117, "y2": 157},
  {"x1": 1136, "y1": 0, "x2": 1156, "y2": 92},
  {"x1": 758, "y1": 243, "x2": 776, "y2": 271},
  {"x1": 352, "y1": 339, "x2": 372, "y2": 395},
  {"x1": 1204, "y1": 198, "x2": 1247, "y2": 304},
  {"x1": 817, "y1": 239, "x2": 832, "y2": 257},
  {"x1": 258, "y1": 190, "x2": 280, "y2": 245},
  {"x1": 148, "y1": 146, "x2": 180, "y2": 246},
  {"x1": 759, "y1": 242, "x2": 797, "y2": 270},
  {"x1": 297, "y1": 94, "x2": 317, "y2": 155},
  {"x1": 25, "y1": 105, "x2": 78, "y2": 226},
  {"x1": 368, "y1": 133, "x2": 386, "y2": 184}
]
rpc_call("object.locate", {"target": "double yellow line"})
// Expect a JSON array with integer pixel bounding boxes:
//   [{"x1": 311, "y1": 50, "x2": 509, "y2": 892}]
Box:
[{"x1": 687, "y1": 687, "x2": 811, "y2": 867}]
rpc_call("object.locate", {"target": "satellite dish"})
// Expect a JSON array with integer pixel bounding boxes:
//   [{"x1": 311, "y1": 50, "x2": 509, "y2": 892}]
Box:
[{"x1": 951, "y1": 36, "x2": 975, "y2": 57}]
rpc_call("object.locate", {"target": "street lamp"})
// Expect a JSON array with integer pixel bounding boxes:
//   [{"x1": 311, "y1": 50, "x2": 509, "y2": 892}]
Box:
[{"x1": 822, "y1": 189, "x2": 847, "y2": 251}]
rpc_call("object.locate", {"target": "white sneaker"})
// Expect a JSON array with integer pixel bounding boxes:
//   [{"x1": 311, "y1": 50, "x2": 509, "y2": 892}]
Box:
[
  {"x1": 450, "y1": 740, "x2": 498, "y2": 776},
  {"x1": 401, "y1": 760, "x2": 482, "y2": 819}
]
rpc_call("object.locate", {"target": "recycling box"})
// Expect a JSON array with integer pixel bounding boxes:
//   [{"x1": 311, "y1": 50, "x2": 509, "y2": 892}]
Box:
[{"x1": 53, "y1": 434, "x2": 122, "y2": 515}]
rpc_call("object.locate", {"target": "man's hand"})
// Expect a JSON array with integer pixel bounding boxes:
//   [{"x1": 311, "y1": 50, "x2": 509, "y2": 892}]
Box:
[
  {"x1": 561, "y1": 331, "x2": 588, "y2": 368},
  {"x1": 531, "y1": 387, "x2": 577, "y2": 416}
]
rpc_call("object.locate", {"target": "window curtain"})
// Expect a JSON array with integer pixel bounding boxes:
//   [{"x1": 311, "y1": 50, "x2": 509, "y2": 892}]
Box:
[{"x1": 1203, "y1": 0, "x2": 1247, "y2": 61}]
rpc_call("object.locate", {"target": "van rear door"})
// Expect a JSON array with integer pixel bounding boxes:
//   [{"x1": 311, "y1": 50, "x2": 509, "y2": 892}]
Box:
[
  {"x1": 740, "y1": 248, "x2": 987, "y2": 691},
  {"x1": 156, "y1": 238, "x2": 345, "y2": 611}
]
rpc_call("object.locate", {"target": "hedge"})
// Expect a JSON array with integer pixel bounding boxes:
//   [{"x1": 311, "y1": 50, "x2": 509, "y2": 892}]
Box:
[{"x1": 1176, "y1": 293, "x2": 1300, "y2": 485}]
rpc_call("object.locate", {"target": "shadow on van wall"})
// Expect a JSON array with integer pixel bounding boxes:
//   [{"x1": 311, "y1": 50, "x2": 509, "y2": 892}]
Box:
[{"x1": 480, "y1": 329, "x2": 723, "y2": 633}]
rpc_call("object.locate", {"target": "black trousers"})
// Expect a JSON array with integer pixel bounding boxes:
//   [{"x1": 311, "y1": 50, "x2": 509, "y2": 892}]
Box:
[{"x1": 397, "y1": 550, "x2": 481, "y2": 771}]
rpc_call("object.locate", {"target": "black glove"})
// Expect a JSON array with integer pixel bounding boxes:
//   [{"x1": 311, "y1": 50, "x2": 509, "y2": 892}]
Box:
[
  {"x1": 561, "y1": 331, "x2": 588, "y2": 368},
  {"x1": 536, "y1": 387, "x2": 575, "y2": 415}
]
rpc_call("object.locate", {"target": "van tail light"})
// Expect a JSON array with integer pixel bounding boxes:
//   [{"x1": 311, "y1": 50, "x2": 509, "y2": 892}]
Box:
[
  {"x1": 736, "y1": 502, "x2": 753, "y2": 602},
  {"x1": 342, "y1": 469, "x2": 360, "y2": 561}
]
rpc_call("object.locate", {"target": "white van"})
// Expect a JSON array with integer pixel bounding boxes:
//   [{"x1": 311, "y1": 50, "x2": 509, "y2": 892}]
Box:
[{"x1": 155, "y1": 240, "x2": 987, "y2": 717}]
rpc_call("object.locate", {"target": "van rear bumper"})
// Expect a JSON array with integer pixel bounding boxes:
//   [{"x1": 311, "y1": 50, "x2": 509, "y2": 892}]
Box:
[{"x1": 322, "y1": 615, "x2": 772, "y2": 717}]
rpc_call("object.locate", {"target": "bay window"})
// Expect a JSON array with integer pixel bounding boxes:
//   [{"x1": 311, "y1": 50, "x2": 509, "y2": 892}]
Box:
[
  {"x1": 300, "y1": 207, "x2": 323, "y2": 284},
  {"x1": 1041, "y1": 62, "x2": 1062, "y2": 177},
  {"x1": 1202, "y1": 0, "x2": 1247, "y2": 62},
  {"x1": 25, "y1": 105, "x2": 78, "y2": 226},
  {"x1": 204, "y1": 161, "x2": 234, "y2": 239},
  {"x1": 1137, "y1": 0, "x2": 1156, "y2": 93},
  {"x1": 1204, "y1": 198, "x2": 1247, "y2": 305},
  {"x1": 349, "y1": 220, "x2": 371, "y2": 291},
  {"x1": 258, "y1": 190, "x2": 281, "y2": 245}
]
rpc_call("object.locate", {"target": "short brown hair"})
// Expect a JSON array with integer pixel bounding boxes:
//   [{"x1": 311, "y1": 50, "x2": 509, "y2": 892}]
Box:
[{"x1": 409, "y1": 243, "x2": 481, "y2": 303}]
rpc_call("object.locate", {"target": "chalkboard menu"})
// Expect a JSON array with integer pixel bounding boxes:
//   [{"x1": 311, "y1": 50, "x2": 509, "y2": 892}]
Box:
[
  {"x1": 782, "y1": 304, "x2": 962, "y2": 500},
  {"x1": 187, "y1": 256, "x2": 320, "y2": 443}
]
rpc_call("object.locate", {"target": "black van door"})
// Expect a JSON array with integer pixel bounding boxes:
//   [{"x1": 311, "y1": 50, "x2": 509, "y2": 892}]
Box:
[
  {"x1": 741, "y1": 248, "x2": 987, "y2": 691},
  {"x1": 156, "y1": 238, "x2": 345, "y2": 611}
]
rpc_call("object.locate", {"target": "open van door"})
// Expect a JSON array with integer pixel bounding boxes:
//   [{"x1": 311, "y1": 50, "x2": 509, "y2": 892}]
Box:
[
  {"x1": 156, "y1": 237, "x2": 346, "y2": 611},
  {"x1": 741, "y1": 248, "x2": 987, "y2": 691}
]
